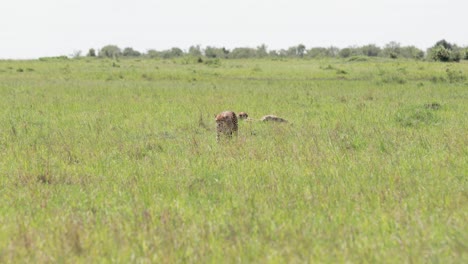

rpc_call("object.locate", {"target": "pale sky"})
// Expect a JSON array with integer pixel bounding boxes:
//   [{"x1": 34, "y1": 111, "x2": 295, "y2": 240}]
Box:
[{"x1": 1, "y1": 0, "x2": 467, "y2": 59}]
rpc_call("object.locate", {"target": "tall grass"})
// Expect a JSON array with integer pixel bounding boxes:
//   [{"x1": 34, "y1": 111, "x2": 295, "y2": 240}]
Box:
[{"x1": 0, "y1": 57, "x2": 467, "y2": 263}]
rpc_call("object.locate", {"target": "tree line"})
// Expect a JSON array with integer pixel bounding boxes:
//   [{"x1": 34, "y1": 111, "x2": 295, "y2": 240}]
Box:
[{"x1": 85, "y1": 40, "x2": 468, "y2": 62}]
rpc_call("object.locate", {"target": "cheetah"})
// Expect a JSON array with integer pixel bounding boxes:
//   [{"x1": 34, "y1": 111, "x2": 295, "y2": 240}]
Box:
[
  {"x1": 238, "y1": 112, "x2": 288, "y2": 123},
  {"x1": 215, "y1": 111, "x2": 238, "y2": 142},
  {"x1": 260, "y1": 115, "x2": 288, "y2": 123},
  {"x1": 238, "y1": 112, "x2": 249, "y2": 120}
]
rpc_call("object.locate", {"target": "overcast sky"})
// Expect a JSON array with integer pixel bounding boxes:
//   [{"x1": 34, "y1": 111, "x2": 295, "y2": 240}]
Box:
[{"x1": 1, "y1": 0, "x2": 467, "y2": 59}]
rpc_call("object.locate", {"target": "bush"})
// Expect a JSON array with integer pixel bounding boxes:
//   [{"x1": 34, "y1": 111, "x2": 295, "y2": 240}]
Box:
[
  {"x1": 380, "y1": 73, "x2": 406, "y2": 84},
  {"x1": 204, "y1": 58, "x2": 221, "y2": 67},
  {"x1": 429, "y1": 45, "x2": 451, "y2": 62},
  {"x1": 429, "y1": 45, "x2": 461, "y2": 62},
  {"x1": 348, "y1": 56, "x2": 368, "y2": 62},
  {"x1": 462, "y1": 48, "x2": 468, "y2": 60},
  {"x1": 445, "y1": 68, "x2": 466, "y2": 83},
  {"x1": 396, "y1": 106, "x2": 439, "y2": 127},
  {"x1": 428, "y1": 40, "x2": 461, "y2": 62}
]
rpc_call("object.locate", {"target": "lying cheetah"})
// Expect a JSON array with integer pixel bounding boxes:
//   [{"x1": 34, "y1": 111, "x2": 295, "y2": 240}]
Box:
[
  {"x1": 260, "y1": 115, "x2": 288, "y2": 123},
  {"x1": 238, "y1": 112, "x2": 249, "y2": 120},
  {"x1": 237, "y1": 112, "x2": 288, "y2": 123}
]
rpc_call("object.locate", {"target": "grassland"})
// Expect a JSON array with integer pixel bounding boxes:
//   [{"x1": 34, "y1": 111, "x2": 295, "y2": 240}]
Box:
[{"x1": 0, "y1": 56, "x2": 467, "y2": 263}]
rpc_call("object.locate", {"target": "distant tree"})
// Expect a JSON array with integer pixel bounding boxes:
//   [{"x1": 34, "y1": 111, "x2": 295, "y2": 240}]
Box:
[
  {"x1": 87, "y1": 48, "x2": 96, "y2": 57},
  {"x1": 463, "y1": 47, "x2": 468, "y2": 60},
  {"x1": 399, "y1": 46, "x2": 424, "y2": 59},
  {"x1": 382, "y1": 41, "x2": 401, "y2": 58},
  {"x1": 435, "y1": 39, "x2": 453, "y2": 50},
  {"x1": 268, "y1": 50, "x2": 279, "y2": 57},
  {"x1": 71, "y1": 50, "x2": 82, "y2": 58},
  {"x1": 170, "y1": 47, "x2": 184, "y2": 57},
  {"x1": 122, "y1": 47, "x2": 141, "y2": 57},
  {"x1": 307, "y1": 47, "x2": 328, "y2": 58},
  {"x1": 297, "y1": 44, "x2": 306, "y2": 57},
  {"x1": 256, "y1": 44, "x2": 268, "y2": 58},
  {"x1": 307, "y1": 46, "x2": 340, "y2": 58},
  {"x1": 188, "y1": 45, "x2": 202, "y2": 57},
  {"x1": 157, "y1": 47, "x2": 184, "y2": 59},
  {"x1": 450, "y1": 49, "x2": 462, "y2": 62},
  {"x1": 230, "y1": 47, "x2": 257, "y2": 59},
  {"x1": 284, "y1": 44, "x2": 306, "y2": 57},
  {"x1": 146, "y1": 49, "x2": 159, "y2": 58},
  {"x1": 158, "y1": 50, "x2": 170, "y2": 59},
  {"x1": 360, "y1": 44, "x2": 381, "y2": 57},
  {"x1": 278, "y1": 49, "x2": 288, "y2": 57},
  {"x1": 339, "y1": 46, "x2": 361, "y2": 58},
  {"x1": 285, "y1": 47, "x2": 297, "y2": 57},
  {"x1": 339, "y1": 48, "x2": 352, "y2": 58},
  {"x1": 99, "y1": 45, "x2": 122, "y2": 58},
  {"x1": 204, "y1": 46, "x2": 216, "y2": 58},
  {"x1": 327, "y1": 46, "x2": 340, "y2": 57},
  {"x1": 204, "y1": 46, "x2": 229, "y2": 58}
]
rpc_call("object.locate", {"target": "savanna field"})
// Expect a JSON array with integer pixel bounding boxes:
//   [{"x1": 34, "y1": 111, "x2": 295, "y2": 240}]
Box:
[{"x1": 0, "y1": 57, "x2": 467, "y2": 263}]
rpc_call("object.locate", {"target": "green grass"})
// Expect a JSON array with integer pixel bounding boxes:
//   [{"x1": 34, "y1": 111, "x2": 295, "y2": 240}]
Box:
[{"x1": 0, "y1": 57, "x2": 467, "y2": 263}]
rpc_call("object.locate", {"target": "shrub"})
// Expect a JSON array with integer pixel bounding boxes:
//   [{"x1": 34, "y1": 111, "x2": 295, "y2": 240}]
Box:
[
  {"x1": 348, "y1": 56, "x2": 368, "y2": 62},
  {"x1": 396, "y1": 106, "x2": 439, "y2": 127},
  {"x1": 430, "y1": 46, "x2": 451, "y2": 62},
  {"x1": 445, "y1": 68, "x2": 466, "y2": 83},
  {"x1": 204, "y1": 58, "x2": 221, "y2": 67},
  {"x1": 428, "y1": 40, "x2": 461, "y2": 62}
]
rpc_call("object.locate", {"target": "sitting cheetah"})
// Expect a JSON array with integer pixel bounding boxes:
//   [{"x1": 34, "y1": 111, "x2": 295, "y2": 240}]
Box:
[{"x1": 215, "y1": 111, "x2": 238, "y2": 142}]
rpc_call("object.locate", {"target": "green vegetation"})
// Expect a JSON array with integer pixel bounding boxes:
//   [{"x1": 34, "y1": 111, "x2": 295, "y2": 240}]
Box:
[
  {"x1": 0, "y1": 57, "x2": 467, "y2": 263},
  {"x1": 428, "y1": 40, "x2": 464, "y2": 62},
  {"x1": 88, "y1": 40, "x2": 467, "y2": 62}
]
